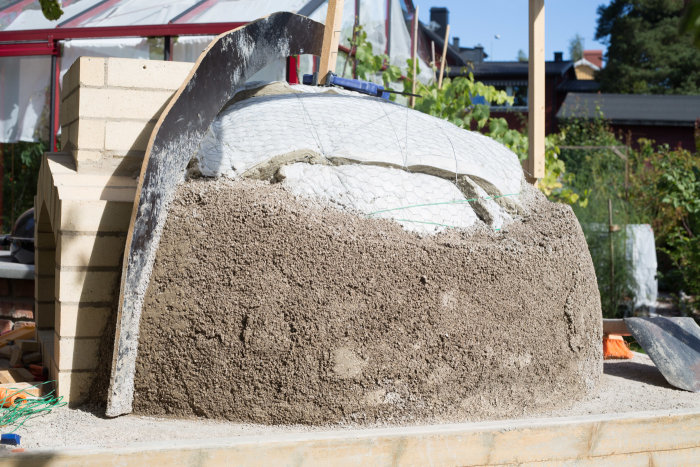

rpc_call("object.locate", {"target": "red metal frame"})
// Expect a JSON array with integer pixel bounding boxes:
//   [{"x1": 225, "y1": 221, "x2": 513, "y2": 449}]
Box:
[
  {"x1": 0, "y1": 42, "x2": 58, "y2": 57},
  {"x1": 0, "y1": 22, "x2": 247, "y2": 43}
]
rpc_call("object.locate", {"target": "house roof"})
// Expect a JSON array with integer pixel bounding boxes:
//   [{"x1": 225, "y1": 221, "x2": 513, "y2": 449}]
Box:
[
  {"x1": 557, "y1": 93, "x2": 700, "y2": 127},
  {"x1": 573, "y1": 58, "x2": 600, "y2": 72},
  {"x1": 449, "y1": 60, "x2": 573, "y2": 78}
]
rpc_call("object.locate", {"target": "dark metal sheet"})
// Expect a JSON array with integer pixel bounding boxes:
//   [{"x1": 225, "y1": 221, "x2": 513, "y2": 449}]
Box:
[{"x1": 625, "y1": 317, "x2": 700, "y2": 392}]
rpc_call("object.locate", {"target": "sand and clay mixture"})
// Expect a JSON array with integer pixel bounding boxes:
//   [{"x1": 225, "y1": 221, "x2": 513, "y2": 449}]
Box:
[{"x1": 132, "y1": 177, "x2": 602, "y2": 425}]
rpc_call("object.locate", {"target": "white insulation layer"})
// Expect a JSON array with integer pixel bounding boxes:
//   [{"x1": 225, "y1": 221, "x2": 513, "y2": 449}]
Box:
[
  {"x1": 197, "y1": 85, "x2": 524, "y2": 197},
  {"x1": 279, "y1": 163, "x2": 478, "y2": 233},
  {"x1": 625, "y1": 224, "x2": 658, "y2": 309},
  {"x1": 196, "y1": 83, "x2": 523, "y2": 234}
]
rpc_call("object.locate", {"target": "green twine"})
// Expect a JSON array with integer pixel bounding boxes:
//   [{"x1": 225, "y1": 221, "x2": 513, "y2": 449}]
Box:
[{"x1": 0, "y1": 381, "x2": 66, "y2": 432}]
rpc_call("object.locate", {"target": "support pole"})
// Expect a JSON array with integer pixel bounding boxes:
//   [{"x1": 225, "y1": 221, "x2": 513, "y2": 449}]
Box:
[
  {"x1": 164, "y1": 36, "x2": 171, "y2": 61},
  {"x1": 410, "y1": 6, "x2": 418, "y2": 108},
  {"x1": 527, "y1": 0, "x2": 545, "y2": 183},
  {"x1": 49, "y1": 53, "x2": 58, "y2": 152},
  {"x1": 438, "y1": 24, "x2": 449, "y2": 90},
  {"x1": 608, "y1": 198, "x2": 616, "y2": 316},
  {"x1": 318, "y1": 0, "x2": 345, "y2": 84}
]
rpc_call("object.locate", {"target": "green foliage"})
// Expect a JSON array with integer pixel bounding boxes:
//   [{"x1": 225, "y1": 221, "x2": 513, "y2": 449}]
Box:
[
  {"x1": 39, "y1": 0, "x2": 63, "y2": 20},
  {"x1": 680, "y1": 0, "x2": 700, "y2": 48},
  {"x1": 559, "y1": 111, "x2": 700, "y2": 312},
  {"x1": 595, "y1": 0, "x2": 700, "y2": 94},
  {"x1": 343, "y1": 26, "x2": 402, "y2": 95},
  {"x1": 568, "y1": 34, "x2": 584, "y2": 61},
  {"x1": 2, "y1": 142, "x2": 45, "y2": 232}
]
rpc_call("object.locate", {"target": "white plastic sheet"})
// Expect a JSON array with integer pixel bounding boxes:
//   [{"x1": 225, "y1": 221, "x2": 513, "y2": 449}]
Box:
[{"x1": 626, "y1": 224, "x2": 658, "y2": 309}]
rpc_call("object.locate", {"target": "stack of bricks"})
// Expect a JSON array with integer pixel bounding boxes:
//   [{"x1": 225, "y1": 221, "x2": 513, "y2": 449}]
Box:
[
  {"x1": 35, "y1": 57, "x2": 193, "y2": 404},
  {"x1": 0, "y1": 278, "x2": 35, "y2": 334}
]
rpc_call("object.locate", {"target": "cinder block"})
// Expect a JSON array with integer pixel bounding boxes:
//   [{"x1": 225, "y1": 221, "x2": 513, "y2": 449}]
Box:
[
  {"x1": 104, "y1": 120, "x2": 154, "y2": 152},
  {"x1": 58, "y1": 185, "x2": 136, "y2": 203},
  {"x1": 55, "y1": 336, "x2": 101, "y2": 370},
  {"x1": 63, "y1": 57, "x2": 106, "y2": 97},
  {"x1": 35, "y1": 276, "x2": 55, "y2": 302},
  {"x1": 72, "y1": 149, "x2": 102, "y2": 164},
  {"x1": 56, "y1": 303, "x2": 111, "y2": 338},
  {"x1": 77, "y1": 87, "x2": 173, "y2": 121},
  {"x1": 76, "y1": 57, "x2": 106, "y2": 88},
  {"x1": 106, "y1": 58, "x2": 192, "y2": 90},
  {"x1": 56, "y1": 370, "x2": 95, "y2": 405},
  {"x1": 35, "y1": 301, "x2": 54, "y2": 330},
  {"x1": 57, "y1": 234, "x2": 126, "y2": 268},
  {"x1": 60, "y1": 121, "x2": 72, "y2": 149},
  {"x1": 56, "y1": 269, "x2": 120, "y2": 303},
  {"x1": 58, "y1": 199, "x2": 133, "y2": 232},
  {"x1": 60, "y1": 91, "x2": 79, "y2": 127},
  {"x1": 36, "y1": 249, "x2": 57, "y2": 271},
  {"x1": 73, "y1": 118, "x2": 106, "y2": 150}
]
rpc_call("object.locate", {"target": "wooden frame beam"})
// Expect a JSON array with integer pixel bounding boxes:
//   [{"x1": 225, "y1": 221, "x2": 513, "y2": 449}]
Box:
[
  {"x1": 527, "y1": 0, "x2": 545, "y2": 183},
  {"x1": 318, "y1": 0, "x2": 345, "y2": 84}
]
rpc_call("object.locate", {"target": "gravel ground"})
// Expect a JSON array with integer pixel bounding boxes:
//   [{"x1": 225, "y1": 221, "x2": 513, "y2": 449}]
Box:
[{"x1": 6, "y1": 352, "x2": 699, "y2": 451}]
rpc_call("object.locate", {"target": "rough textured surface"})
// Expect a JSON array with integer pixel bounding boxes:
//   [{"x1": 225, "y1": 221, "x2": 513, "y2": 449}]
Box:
[
  {"x1": 132, "y1": 178, "x2": 601, "y2": 425},
  {"x1": 17, "y1": 353, "x2": 700, "y2": 450}
]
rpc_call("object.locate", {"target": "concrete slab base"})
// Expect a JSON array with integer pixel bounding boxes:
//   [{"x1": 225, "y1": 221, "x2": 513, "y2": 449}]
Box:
[{"x1": 2, "y1": 409, "x2": 698, "y2": 466}]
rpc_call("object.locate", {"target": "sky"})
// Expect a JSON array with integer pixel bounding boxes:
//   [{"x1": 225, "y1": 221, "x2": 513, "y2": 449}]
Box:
[{"x1": 416, "y1": 0, "x2": 612, "y2": 62}]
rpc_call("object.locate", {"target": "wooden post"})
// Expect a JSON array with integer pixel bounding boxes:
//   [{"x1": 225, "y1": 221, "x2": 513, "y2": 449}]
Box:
[
  {"x1": 527, "y1": 0, "x2": 545, "y2": 183},
  {"x1": 608, "y1": 198, "x2": 615, "y2": 316},
  {"x1": 438, "y1": 24, "x2": 450, "y2": 90},
  {"x1": 318, "y1": 0, "x2": 345, "y2": 84},
  {"x1": 410, "y1": 6, "x2": 419, "y2": 108}
]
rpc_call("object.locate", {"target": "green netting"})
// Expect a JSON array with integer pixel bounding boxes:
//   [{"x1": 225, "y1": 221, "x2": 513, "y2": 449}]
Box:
[{"x1": 0, "y1": 381, "x2": 66, "y2": 432}]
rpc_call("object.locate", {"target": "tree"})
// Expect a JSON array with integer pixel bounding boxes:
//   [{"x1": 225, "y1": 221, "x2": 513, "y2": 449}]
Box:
[
  {"x1": 516, "y1": 49, "x2": 528, "y2": 62},
  {"x1": 568, "y1": 34, "x2": 584, "y2": 61},
  {"x1": 595, "y1": 0, "x2": 700, "y2": 94}
]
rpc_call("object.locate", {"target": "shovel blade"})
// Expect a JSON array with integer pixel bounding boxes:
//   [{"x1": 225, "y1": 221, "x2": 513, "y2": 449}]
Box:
[{"x1": 625, "y1": 317, "x2": 700, "y2": 392}]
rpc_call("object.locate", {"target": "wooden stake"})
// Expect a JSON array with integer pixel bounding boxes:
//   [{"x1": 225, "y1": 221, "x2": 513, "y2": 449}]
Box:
[
  {"x1": 608, "y1": 198, "x2": 615, "y2": 316},
  {"x1": 318, "y1": 0, "x2": 345, "y2": 84},
  {"x1": 431, "y1": 41, "x2": 436, "y2": 69},
  {"x1": 410, "y1": 6, "x2": 418, "y2": 108},
  {"x1": 526, "y1": 0, "x2": 545, "y2": 183},
  {"x1": 438, "y1": 24, "x2": 449, "y2": 90}
]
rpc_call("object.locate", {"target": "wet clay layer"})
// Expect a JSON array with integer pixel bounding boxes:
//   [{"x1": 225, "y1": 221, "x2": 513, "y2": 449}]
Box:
[{"x1": 133, "y1": 178, "x2": 602, "y2": 425}]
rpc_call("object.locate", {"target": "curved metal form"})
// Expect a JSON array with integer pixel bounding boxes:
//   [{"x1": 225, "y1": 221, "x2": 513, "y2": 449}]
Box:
[{"x1": 106, "y1": 12, "x2": 325, "y2": 417}]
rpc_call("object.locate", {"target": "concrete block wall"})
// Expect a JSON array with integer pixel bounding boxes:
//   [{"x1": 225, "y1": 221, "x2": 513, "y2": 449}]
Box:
[
  {"x1": 60, "y1": 57, "x2": 192, "y2": 174},
  {"x1": 36, "y1": 57, "x2": 193, "y2": 403}
]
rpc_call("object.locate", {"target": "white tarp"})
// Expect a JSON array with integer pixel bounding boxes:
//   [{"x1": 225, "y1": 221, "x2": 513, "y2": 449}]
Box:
[
  {"x1": 626, "y1": 224, "x2": 658, "y2": 309},
  {"x1": 1, "y1": 0, "x2": 424, "y2": 143}
]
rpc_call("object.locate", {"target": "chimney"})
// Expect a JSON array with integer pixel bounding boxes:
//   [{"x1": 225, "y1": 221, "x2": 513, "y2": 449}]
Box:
[
  {"x1": 452, "y1": 37, "x2": 460, "y2": 50},
  {"x1": 430, "y1": 7, "x2": 448, "y2": 38},
  {"x1": 554, "y1": 51, "x2": 563, "y2": 62}
]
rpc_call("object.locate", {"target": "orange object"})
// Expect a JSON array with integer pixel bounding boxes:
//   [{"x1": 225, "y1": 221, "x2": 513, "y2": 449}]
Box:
[
  {"x1": 603, "y1": 334, "x2": 633, "y2": 359},
  {"x1": 0, "y1": 388, "x2": 30, "y2": 408}
]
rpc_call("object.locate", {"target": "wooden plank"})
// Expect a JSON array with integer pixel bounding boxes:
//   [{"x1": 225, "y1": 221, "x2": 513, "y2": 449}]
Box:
[
  {"x1": 526, "y1": 0, "x2": 545, "y2": 182},
  {"x1": 318, "y1": 0, "x2": 344, "y2": 84},
  {"x1": 106, "y1": 13, "x2": 326, "y2": 417},
  {"x1": 0, "y1": 324, "x2": 36, "y2": 349},
  {"x1": 410, "y1": 6, "x2": 418, "y2": 108},
  {"x1": 0, "y1": 410, "x2": 698, "y2": 466},
  {"x1": 0, "y1": 369, "x2": 37, "y2": 385},
  {"x1": 438, "y1": 24, "x2": 450, "y2": 89}
]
